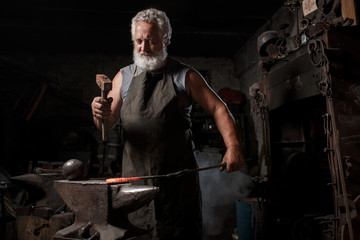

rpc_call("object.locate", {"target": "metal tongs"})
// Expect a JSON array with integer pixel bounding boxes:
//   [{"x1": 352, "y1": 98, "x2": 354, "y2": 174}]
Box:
[{"x1": 106, "y1": 162, "x2": 226, "y2": 183}]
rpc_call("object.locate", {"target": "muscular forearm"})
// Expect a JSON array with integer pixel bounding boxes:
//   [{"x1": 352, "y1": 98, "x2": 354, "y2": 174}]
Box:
[
  {"x1": 213, "y1": 104, "x2": 245, "y2": 171},
  {"x1": 213, "y1": 105, "x2": 241, "y2": 148}
]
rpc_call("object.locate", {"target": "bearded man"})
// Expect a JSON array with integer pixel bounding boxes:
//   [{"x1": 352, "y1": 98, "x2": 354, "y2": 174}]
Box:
[{"x1": 91, "y1": 8, "x2": 245, "y2": 240}]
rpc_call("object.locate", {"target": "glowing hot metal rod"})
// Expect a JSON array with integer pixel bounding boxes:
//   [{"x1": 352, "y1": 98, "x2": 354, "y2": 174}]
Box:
[{"x1": 106, "y1": 163, "x2": 226, "y2": 183}]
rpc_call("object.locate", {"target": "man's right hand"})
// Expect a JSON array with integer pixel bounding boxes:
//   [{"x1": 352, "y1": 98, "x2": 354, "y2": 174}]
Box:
[{"x1": 91, "y1": 96, "x2": 112, "y2": 120}]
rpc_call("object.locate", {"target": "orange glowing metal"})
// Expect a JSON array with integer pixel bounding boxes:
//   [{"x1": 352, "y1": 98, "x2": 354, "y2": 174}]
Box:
[
  {"x1": 105, "y1": 163, "x2": 226, "y2": 184},
  {"x1": 106, "y1": 177, "x2": 142, "y2": 183}
]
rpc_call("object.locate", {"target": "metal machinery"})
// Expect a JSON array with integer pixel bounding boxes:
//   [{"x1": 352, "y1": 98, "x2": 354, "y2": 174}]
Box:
[{"x1": 252, "y1": 1, "x2": 360, "y2": 239}]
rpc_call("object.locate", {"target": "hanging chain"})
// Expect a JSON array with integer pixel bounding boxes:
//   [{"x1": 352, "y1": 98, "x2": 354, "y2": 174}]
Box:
[{"x1": 307, "y1": 39, "x2": 332, "y2": 96}]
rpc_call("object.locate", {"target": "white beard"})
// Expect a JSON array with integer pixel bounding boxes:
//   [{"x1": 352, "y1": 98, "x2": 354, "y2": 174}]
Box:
[{"x1": 133, "y1": 47, "x2": 168, "y2": 71}]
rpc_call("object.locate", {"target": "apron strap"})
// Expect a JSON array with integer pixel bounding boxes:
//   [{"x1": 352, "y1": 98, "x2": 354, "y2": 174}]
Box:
[{"x1": 134, "y1": 65, "x2": 138, "y2": 76}]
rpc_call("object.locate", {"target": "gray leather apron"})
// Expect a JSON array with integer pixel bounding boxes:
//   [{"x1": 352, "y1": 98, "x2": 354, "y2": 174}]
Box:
[{"x1": 120, "y1": 59, "x2": 202, "y2": 240}]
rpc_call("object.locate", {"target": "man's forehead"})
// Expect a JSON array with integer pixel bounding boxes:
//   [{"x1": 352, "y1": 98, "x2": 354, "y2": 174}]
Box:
[
  {"x1": 135, "y1": 21, "x2": 160, "y2": 32},
  {"x1": 134, "y1": 31, "x2": 160, "y2": 40}
]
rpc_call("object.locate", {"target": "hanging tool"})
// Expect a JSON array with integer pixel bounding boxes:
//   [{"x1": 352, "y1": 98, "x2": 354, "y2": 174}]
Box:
[{"x1": 106, "y1": 163, "x2": 226, "y2": 183}]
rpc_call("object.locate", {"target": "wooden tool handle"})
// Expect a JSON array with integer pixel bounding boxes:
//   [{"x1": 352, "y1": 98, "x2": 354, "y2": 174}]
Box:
[{"x1": 96, "y1": 74, "x2": 112, "y2": 142}]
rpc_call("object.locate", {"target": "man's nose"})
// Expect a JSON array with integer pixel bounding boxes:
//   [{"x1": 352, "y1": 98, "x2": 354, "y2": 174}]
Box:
[{"x1": 141, "y1": 41, "x2": 150, "y2": 52}]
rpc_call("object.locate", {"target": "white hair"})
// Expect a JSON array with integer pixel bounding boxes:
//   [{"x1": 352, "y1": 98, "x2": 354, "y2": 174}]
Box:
[{"x1": 131, "y1": 8, "x2": 172, "y2": 45}]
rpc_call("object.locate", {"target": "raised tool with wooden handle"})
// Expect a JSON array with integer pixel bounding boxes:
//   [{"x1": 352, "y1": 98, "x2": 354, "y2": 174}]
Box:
[{"x1": 96, "y1": 74, "x2": 112, "y2": 142}]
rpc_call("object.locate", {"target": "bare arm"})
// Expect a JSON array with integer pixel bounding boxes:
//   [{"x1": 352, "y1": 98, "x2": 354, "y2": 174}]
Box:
[
  {"x1": 185, "y1": 69, "x2": 245, "y2": 172},
  {"x1": 91, "y1": 71, "x2": 123, "y2": 130}
]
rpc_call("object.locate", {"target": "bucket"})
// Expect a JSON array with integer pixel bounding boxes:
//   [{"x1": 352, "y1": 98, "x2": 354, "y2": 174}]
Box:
[{"x1": 236, "y1": 198, "x2": 256, "y2": 240}]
